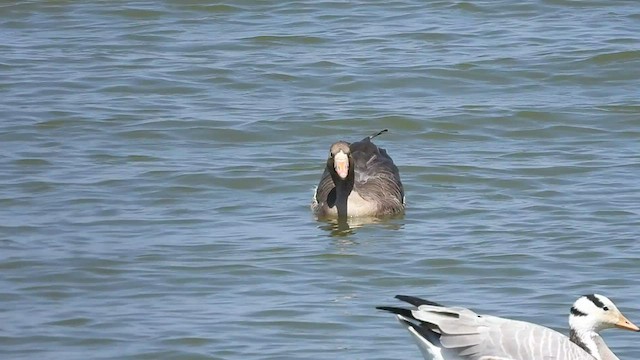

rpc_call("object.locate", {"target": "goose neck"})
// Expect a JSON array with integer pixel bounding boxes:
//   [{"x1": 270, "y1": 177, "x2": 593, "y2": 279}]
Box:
[
  {"x1": 334, "y1": 178, "x2": 352, "y2": 220},
  {"x1": 570, "y1": 328, "x2": 615, "y2": 360}
]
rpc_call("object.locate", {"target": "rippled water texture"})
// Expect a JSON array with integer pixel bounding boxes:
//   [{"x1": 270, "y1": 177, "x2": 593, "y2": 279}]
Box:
[{"x1": 1, "y1": 1, "x2": 640, "y2": 359}]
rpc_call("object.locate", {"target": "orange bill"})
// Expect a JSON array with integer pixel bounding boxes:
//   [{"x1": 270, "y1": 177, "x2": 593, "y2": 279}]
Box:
[{"x1": 616, "y1": 313, "x2": 640, "y2": 331}]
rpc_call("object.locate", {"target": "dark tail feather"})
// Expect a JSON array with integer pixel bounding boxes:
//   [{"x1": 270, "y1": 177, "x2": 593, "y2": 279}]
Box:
[
  {"x1": 399, "y1": 317, "x2": 443, "y2": 347},
  {"x1": 395, "y1": 295, "x2": 445, "y2": 308},
  {"x1": 378, "y1": 303, "x2": 443, "y2": 347},
  {"x1": 368, "y1": 129, "x2": 388, "y2": 140},
  {"x1": 376, "y1": 306, "x2": 414, "y2": 319}
]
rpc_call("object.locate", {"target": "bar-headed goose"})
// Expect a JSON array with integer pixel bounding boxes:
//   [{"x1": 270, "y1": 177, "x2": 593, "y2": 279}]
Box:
[
  {"x1": 311, "y1": 129, "x2": 404, "y2": 220},
  {"x1": 378, "y1": 294, "x2": 638, "y2": 360}
]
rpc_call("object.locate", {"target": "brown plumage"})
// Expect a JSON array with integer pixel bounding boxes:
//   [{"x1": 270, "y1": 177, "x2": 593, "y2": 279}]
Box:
[{"x1": 311, "y1": 129, "x2": 404, "y2": 220}]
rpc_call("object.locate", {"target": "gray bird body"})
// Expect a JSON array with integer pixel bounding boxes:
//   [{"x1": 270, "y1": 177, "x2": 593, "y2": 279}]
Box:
[
  {"x1": 400, "y1": 305, "x2": 592, "y2": 360},
  {"x1": 311, "y1": 130, "x2": 404, "y2": 219},
  {"x1": 379, "y1": 294, "x2": 638, "y2": 360}
]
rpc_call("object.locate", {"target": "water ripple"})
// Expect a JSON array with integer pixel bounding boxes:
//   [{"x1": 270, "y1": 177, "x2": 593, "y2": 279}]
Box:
[{"x1": 1, "y1": 1, "x2": 640, "y2": 359}]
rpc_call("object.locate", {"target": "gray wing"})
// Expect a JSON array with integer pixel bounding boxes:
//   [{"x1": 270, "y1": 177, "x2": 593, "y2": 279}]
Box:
[
  {"x1": 410, "y1": 305, "x2": 595, "y2": 360},
  {"x1": 349, "y1": 137, "x2": 404, "y2": 214},
  {"x1": 314, "y1": 168, "x2": 335, "y2": 208}
]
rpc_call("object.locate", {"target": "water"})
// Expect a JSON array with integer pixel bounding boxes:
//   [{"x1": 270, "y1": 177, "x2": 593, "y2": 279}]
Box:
[{"x1": 1, "y1": 1, "x2": 640, "y2": 359}]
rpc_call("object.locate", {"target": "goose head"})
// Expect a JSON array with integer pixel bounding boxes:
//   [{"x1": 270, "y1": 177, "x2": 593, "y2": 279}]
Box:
[
  {"x1": 568, "y1": 294, "x2": 638, "y2": 359},
  {"x1": 327, "y1": 141, "x2": 352, "y2": 181},
  {"x1": 569, "y1": 294, "x2": 639, "y2": 333}
]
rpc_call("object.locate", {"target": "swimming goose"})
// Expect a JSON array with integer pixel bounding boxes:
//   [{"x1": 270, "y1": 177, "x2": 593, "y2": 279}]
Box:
[
  {"x1": 311, "y1": 129, "x2": 404, "y2": 220},
  {"x1": 378, "y1": 294, "x2": 638, "y2": 360}
]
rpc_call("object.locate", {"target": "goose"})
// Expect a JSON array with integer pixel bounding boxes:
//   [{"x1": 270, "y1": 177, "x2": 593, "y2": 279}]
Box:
[
  {"x1": 378, "y1": 294, "x2": 639, "y2": 360},
  {"x1": 311, "y1": 129, "x2": 404, "y2": 220}
]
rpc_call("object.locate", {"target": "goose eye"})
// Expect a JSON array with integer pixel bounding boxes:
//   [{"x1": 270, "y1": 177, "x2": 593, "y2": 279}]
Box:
[{"x1": 603, "y1": 306, "x2": 609, "y2": 311}]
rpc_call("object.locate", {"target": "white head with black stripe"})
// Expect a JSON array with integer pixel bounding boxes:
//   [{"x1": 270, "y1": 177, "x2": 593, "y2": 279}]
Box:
[
  {"x1": 569, "y1": 294, "x2": 638, "y2": 333},
  {"x1": 568, "y1": 294, "x2": 638, "y2": 359}
]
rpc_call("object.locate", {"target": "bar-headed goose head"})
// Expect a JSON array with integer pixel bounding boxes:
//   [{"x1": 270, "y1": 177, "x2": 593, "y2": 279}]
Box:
[{"x1": 569, "y1": 294, "x2": 639, "y2": 359}]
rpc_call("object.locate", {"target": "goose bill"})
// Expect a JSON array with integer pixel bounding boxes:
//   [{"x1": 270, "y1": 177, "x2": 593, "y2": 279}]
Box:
[
  {"x1": 615, "y1": 314, "x2": 640, "y2": 331},
  {"x1": 334, "y1": 152, "x2": 349, "y2": 179}
]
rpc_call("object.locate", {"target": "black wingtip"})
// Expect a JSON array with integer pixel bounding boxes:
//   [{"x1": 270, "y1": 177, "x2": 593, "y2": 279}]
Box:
[
  {"x1": 376, "y1": 306, "x2": 414, "y2": 319},
  {"x1": 395, "y1": 295, "x2": 445, "y2": 308},
  {"x1": 379, "y1": 303, "x2": 444, "y2": 346},
  {"x1": 369, "y1": 129, "x2": 389, "y2": 140}
]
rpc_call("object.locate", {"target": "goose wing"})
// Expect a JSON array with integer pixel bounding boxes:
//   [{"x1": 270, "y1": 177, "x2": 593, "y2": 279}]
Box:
[
  {"x1": 349, "y1": 136, "x2": 404, "y2": 212},
  {"x1": 314, "y1": 167, "x2": 336, "y2": 206},
  {"x1": 380, "y1": 296, "x2": 594, "y2": 360}
]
